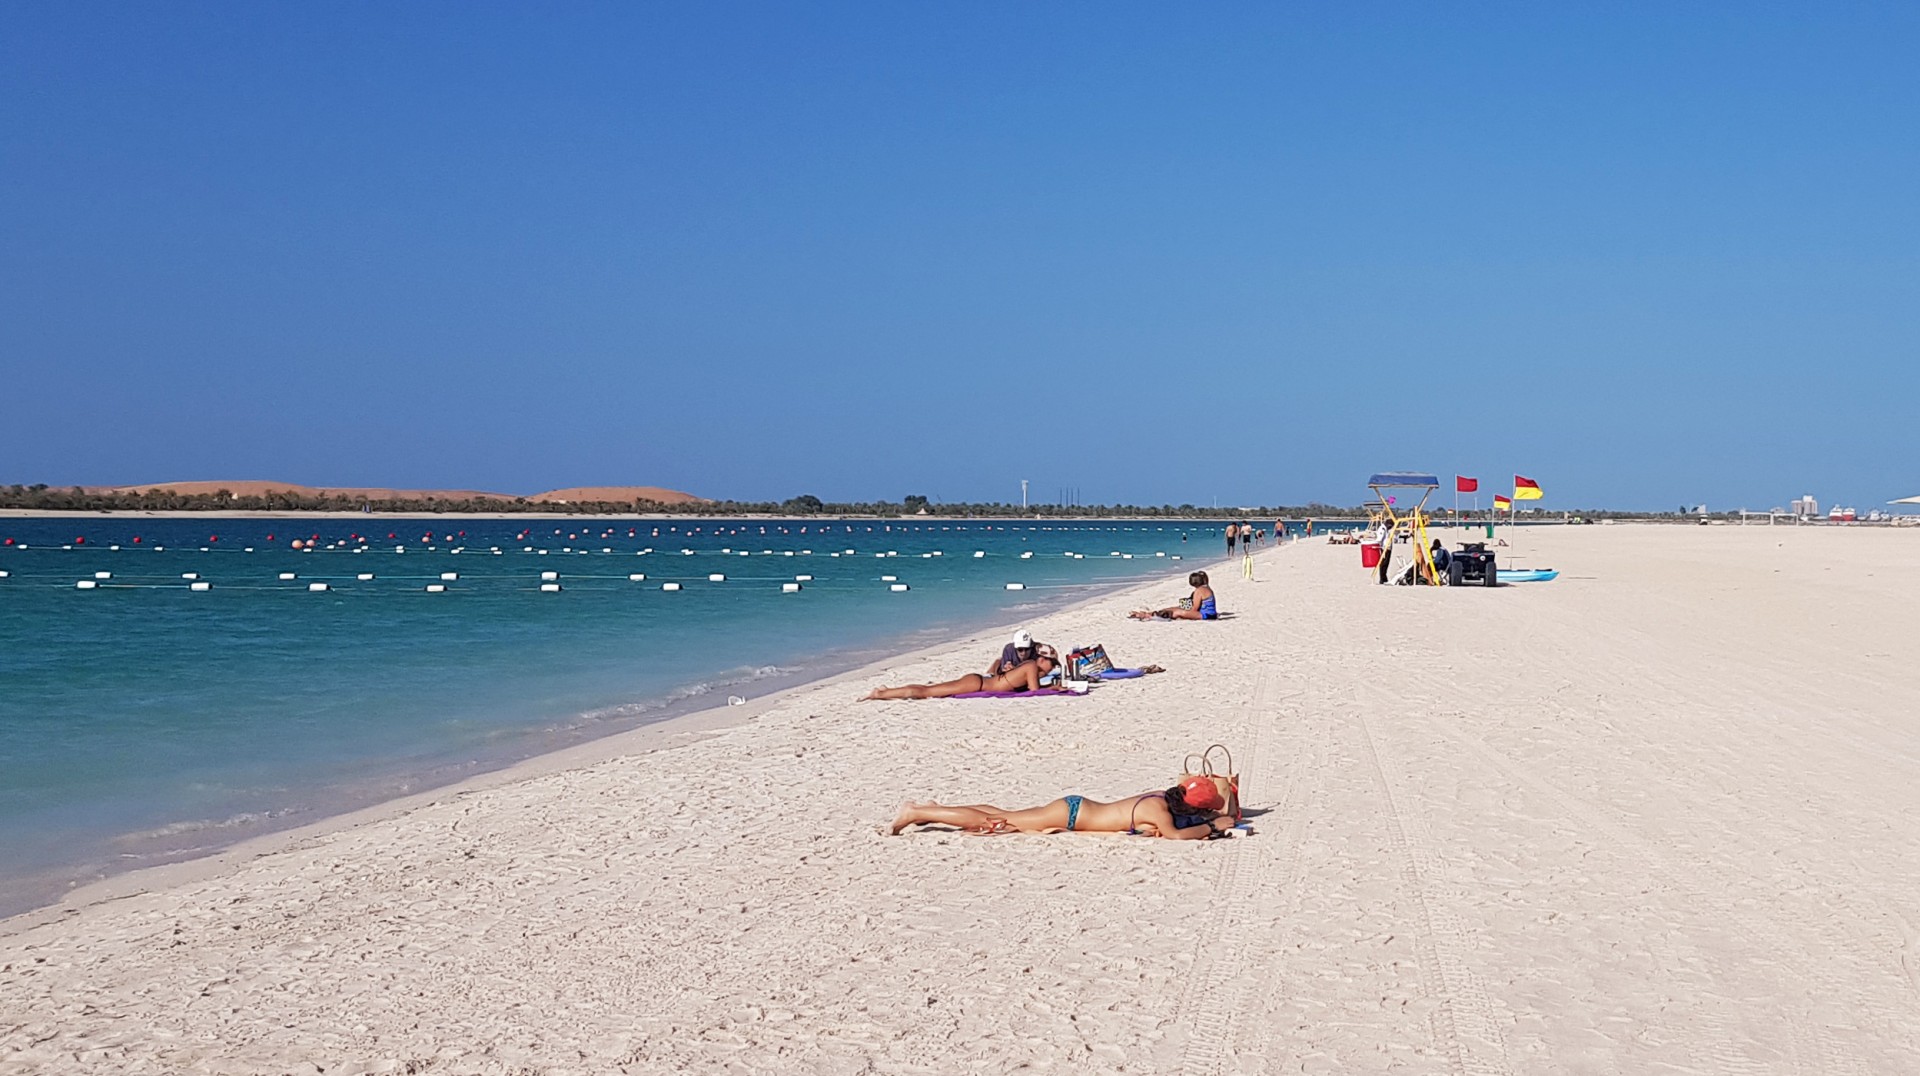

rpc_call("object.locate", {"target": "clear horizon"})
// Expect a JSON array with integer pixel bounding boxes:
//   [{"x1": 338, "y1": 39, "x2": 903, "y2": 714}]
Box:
[{"x1": 4, "y1": 6, "x2": 1915, "y2": 511}]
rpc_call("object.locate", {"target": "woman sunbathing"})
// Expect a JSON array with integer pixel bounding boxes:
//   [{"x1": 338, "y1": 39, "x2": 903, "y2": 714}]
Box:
[
  {"x1": 1128, "y1": 570, "x2": 1217, "y2": 620},
  {"x1": 887, "y1": 778, "x2": 1230, "y2": 839},
  {"x1": 863, "y1": 653, "x2": 1059, "y2": 700}
]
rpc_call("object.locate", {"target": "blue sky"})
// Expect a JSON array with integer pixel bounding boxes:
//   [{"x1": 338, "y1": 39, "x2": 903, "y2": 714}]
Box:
[{"x1": 3, "y1": 4, "x2": 1914, "y2": 510}]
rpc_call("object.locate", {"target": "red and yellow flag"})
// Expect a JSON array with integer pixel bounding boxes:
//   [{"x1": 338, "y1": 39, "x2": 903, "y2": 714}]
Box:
[
  {"x1": 1493, "y1": 494, "x2": 1513, "y2": 510},
  {"x1": 1513, "y1": 475, "x2": 1544, "y2": 500}
]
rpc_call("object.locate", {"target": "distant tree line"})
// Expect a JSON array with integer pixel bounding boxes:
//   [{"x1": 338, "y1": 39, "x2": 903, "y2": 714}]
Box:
[{"x1": 0, "y1": 484, "x2": 1702, "y2": 520}]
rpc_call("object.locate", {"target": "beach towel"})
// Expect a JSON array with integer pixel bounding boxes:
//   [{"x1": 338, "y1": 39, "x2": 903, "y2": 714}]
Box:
[{"x1": 949, "y1": 690, "x2": 1082, "y2": 699}]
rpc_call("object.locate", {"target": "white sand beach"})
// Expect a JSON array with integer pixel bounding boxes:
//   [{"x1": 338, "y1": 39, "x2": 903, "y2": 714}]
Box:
[{"x1": 4, "y1": 523, "x2": 1919, "y2": 1074}]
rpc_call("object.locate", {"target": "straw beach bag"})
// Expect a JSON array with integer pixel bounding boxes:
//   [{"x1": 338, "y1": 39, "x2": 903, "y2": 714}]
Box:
[{"x1": 1181, "y1": 744, "x2": 1241, "y2": 821}]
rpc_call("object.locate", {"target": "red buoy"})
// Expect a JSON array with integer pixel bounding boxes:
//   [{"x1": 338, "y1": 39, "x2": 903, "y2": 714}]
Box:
[{"x1": 75, "y1": 536, "x2": 85, "y2": 544}]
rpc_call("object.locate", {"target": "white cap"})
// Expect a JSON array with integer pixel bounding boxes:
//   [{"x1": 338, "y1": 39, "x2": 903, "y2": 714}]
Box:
[{"x1": 1012, "y1": 629, "x2": 1032, "y2": 648}]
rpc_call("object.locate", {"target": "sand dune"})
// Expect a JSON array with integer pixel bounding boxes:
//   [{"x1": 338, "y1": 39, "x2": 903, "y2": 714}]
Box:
[
  {"x1": 92, "y1": 480, "x2": 706, "y2": 504},
  {"x1": 4, "y1": 525, "x2": 1918, "y2": 1073}
]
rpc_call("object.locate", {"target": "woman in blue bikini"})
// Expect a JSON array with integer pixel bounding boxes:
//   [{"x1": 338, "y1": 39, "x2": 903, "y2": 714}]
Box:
[
  {"x1": 1128, "y1": 571, "x2": 1218, "y2": 621},
  {"x1": 887, "y1": 778, "x2": 1229, "y2": 839}
]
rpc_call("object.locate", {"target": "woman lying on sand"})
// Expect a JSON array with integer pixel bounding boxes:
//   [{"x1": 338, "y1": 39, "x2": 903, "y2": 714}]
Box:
[
  {"x1": 863, "y1": 653, "x2": 1060, "y2": 700},
  {"x1": 888, "y1": 777, "x2": 1229, "y2": 839},
  {"x1": 1128, "y1": 571, "x2": 1217, "y2": 620}
]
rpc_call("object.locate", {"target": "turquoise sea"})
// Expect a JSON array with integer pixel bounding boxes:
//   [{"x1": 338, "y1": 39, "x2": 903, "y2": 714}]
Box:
[{"x1": 0, "y1": 516, "x2": 1329, "y2": 915}]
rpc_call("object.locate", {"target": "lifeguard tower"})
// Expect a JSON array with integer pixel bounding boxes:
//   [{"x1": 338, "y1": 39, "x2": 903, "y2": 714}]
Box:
[{"x1": 1365, "y1": 472, "x2": 1442, "y2": 585}]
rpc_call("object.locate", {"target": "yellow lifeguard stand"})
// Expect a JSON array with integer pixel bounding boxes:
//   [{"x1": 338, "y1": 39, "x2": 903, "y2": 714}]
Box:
[{"x1": 1366, "y1": 472, "x2": 1443, "y2": 585}]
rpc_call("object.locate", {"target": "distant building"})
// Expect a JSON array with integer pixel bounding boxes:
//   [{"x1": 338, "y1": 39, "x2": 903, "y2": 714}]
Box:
[{"x1": 1791, "y1": 495, "x2": 1819, "y2": 518}]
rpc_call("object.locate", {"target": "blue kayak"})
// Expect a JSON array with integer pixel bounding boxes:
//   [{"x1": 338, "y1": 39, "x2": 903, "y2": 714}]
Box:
[{"x1": 1500, "y1": 568, "x2": 1559, "y2": 583}]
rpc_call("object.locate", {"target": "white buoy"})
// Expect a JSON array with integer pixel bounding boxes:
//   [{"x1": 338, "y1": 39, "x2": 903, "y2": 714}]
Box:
[
  {"x1": 541, "y1": 570, "x2": 559, "y2": 581},
  {"x1": 358, "y1": 573, "x2": 375, "y2": 581},
  {"x1": 440, "y1": 572, "x2": 458, "y2": 581},
  {"x1": 425, "y1": 583, "x2": 447, "y2": 593},
  {"x1": 628, "y1": 573, "x2": 646, "y2": 581},
  {"x1": 189, "y1": 581, "x2": 211, "y2": 591},
  {"x1": 1020, "y1": 552, "x2": 1033, "y2": 559},
  {"x1": 1156, "y1": 552, "x2": 1166, "y2": 557},
  {"x1": 308, "y1": 582, "x2": 329, "y2": 592},
  {"x1": 782, "y1": 582, "x2": 802, "y2": 592},
  {"x1": 795, "y1": 574, "x2": 812, "y2": 581},
  {"x1": 1171, "y1": 555, "x2": 1182, "y2": 561},
  {"x1": 1123, "y1": 553, "x2": 1134, "y2": 559},
  {"x1": 76, "y1": 580, "x2": 98, "y2": 589},
  {"x1": 278, "y1": 572, "x2": 296, "y2": 581},
  {"x1": 1005, "y1": 582, "x2": 1026, "y2": 590},
  {"x1": 889, "y1": 583, "x2": 910, "y2": 592},
  {"x1": 881, "y1": 574, "x2": 897, "y2": 582},
  {"x1": 109, "y1": 545, "x2": 120, "y2": 551},
  {"x1": 973, "y1": 551, "x2": 985, "y2": 558},
  {"x1": 0, "y1": 570, "x2": 8, "y2": 578},
  {"x1": 708, "y1": 573, "x2": 726, "y2": 582},
  {"x1": 94, "y1": 571, "x2": 111, "y2": 580},
  {"x1": 662, "y1": 582, "x2": 682, "y2": 591},
  {"x1": 540, "y1": 583, "x2": 562, "y2": 592}
]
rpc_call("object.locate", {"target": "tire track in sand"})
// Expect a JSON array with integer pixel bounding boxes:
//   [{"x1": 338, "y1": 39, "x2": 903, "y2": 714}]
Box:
[
  {"x1": 1173, "y1": 666, "x2": 1318, "y2": 1075},
  {"x1": 1352, "y1": 696, "x2": 1517, "y2": 1076}
]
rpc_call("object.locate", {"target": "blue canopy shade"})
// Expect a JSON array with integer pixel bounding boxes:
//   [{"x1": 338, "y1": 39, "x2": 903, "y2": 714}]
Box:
[{"x1": 1367, "y1": 472, "x2": 1441, "y2": 488}]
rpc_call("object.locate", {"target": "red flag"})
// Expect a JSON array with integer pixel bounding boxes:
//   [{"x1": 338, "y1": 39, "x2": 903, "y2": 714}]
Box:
[{"x1": 1455, "y1": 475, "x2": 1478, "y2": 493}]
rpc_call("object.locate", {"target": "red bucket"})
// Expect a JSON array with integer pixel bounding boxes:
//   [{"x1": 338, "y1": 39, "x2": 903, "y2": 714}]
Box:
[{"x1": 1360, "y1": 542, "x2": 1382, "y2": 568}]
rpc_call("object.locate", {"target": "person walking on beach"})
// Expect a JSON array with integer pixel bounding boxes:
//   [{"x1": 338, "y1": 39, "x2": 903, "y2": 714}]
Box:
[{"x1": 888, "y1": 778, "x2": 1230, "y2": 839}]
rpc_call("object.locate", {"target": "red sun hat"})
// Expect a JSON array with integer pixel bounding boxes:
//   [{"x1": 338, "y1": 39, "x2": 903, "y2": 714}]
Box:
[{"x1": 1179, "y1": 777, "x2": 1225, "y2": 812}]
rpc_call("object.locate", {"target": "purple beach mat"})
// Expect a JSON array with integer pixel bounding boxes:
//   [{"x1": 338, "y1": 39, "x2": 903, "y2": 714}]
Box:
[{"x1": 949, "y1": 690, "x2": 1084, "y2": 699}]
